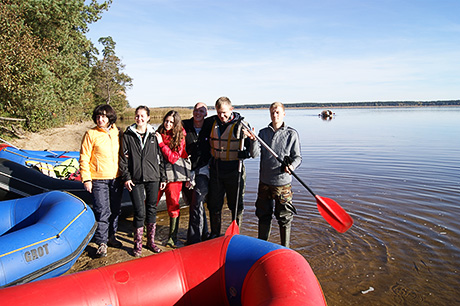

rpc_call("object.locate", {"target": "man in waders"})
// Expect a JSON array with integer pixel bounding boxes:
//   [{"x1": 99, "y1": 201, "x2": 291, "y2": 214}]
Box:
[
  {"x1": 207, "y1": 96, "x2": 258, "y2": 238},
  {"x1": 251, "y1": 102, "x2": 302, "y2": 247}
]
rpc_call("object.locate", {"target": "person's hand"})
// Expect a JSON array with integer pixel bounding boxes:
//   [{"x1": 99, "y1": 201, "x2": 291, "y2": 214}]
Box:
[
  {"x1": 185, "y1": 181, "x2": 194, "y2": 189},
  {"x1": 125, "y1": 180, "x2": 135, "y2": 192},
  {"x1": 282, "y1": 156, "x2": 293, "y2": 174},
  {"x1": 155, "y1": 132, "x2": 163, "y2": 144},
  {"x1": 84, "y1": 181, "x2": 92, "y2": 193},
  {"x1": 243, "y1": 127, "x2": 256, "y2": 140},
  {"x1": 160, "y1": 182, "x2": 167, "y2": 190}
]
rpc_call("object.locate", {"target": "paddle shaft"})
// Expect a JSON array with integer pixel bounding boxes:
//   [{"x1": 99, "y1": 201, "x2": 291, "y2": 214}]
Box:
[
  {"x1": 0, "y1": 137, "x2": 21, "y2": 150},
  {"x1": 234, "y1": 126, "x2": 246, "y2": 219},
  {"x1": 240, "y1": 122, "x2": 317, "y2": 196}
]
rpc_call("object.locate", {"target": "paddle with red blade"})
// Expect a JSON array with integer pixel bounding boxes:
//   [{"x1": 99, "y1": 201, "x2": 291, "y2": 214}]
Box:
[
  {"x1": 225, "y1": 120, "x2": 247, "y2": 236},
  {"x1": 225, "y1": 220, "x2": 240, "y2": 236},
  {"x1": 241, "y1": 122, "x2": 353, "y2": 233}
]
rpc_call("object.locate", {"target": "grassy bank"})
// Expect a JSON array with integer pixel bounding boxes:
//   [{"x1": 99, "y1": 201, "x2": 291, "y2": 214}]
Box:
[{"x1": 119, "y1": 107, "x2": 193, "y2": 121}]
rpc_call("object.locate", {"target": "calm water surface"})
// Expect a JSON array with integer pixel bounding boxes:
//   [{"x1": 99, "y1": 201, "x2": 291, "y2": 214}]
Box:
[
  {"x1": 129, "y1": 107, "x2": 459, "y2": 305},
  {"x1": 231, "y1": 107, "x2": 459, "y2": 306}
]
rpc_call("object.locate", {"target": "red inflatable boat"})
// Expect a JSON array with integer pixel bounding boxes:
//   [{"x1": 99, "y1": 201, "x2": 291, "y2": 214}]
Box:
[{"x1": 0, "y1": 229, "x2": 326, "y2": 305}]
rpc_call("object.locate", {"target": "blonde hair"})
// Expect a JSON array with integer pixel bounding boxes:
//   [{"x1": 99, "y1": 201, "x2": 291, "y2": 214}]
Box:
[
  {"x1": 215, "y1": 96, "x2": 232, "y2": 109},
  {"x1": 270, "y1": 102, "x2": 285, "y2": 111}
]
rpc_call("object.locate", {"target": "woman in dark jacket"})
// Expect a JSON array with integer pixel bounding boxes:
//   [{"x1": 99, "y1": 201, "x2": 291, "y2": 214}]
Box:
[{"x1": 120, "y1": 106, "x2": 165, "y2": 257}]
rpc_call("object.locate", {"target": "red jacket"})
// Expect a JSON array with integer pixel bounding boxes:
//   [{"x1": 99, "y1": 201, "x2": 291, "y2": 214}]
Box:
[{"x1": 159, "y1": 128, "x2": 188, "y2": 164}]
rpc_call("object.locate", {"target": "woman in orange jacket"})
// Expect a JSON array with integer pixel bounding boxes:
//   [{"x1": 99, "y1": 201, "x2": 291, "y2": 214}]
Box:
[{"x1": 80, "y1": 104, "x2": 124, "y2": 257}]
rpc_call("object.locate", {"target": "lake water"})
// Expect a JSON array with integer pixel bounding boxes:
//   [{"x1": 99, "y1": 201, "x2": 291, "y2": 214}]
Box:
[
  {"x1": 224, "y1": 107, "x2": 459, "y2": 306},
  {"x1": 131, "y1": 106, "x2": 459, "y2": 305}
]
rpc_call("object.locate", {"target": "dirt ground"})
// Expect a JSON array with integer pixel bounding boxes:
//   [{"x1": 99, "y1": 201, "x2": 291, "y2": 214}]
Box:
[
  {"x1": 9, "y1": 121, "x2": 94, "y2": 152},
  {"x1": 8, "y1": 122, "x2": 233, "y2": 274}
]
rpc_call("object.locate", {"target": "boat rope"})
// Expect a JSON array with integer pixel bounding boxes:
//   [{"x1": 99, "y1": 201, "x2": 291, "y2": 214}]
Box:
[
  {"x1": 0, "y1": 204, "x2": 88, "y2": 259},
  {"x1": 0, "y1": 171, "x2": 50, "y2": 192},
  {"x1": 0, "y1": 171, "x2": 86, "y2": 193},
  {"x1": 2, "y1": 148, "x2": 62, "y2": 164}
]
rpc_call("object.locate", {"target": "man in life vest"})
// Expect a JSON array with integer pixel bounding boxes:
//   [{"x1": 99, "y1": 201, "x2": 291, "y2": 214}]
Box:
[{"x1": 207, "y1": 96, "x2": 258, "y2": 238}]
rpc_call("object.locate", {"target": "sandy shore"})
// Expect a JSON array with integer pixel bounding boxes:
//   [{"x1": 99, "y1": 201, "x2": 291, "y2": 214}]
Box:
[{"x1": 9, "y1": 121, "x2": 94, "y2": 151}]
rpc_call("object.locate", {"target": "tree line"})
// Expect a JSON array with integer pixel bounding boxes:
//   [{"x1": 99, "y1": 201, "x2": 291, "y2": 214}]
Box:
[{"x1": 0, "y1": 0, "x2": 132, "y2": 137}]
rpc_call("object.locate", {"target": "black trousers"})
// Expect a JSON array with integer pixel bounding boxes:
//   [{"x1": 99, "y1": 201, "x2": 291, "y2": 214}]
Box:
[
  {"x1": 129, "y1": 181, "x2": 160, "y2": 229},
  {"x1": 207, "y1": 164, "x2": 245, "y2": 219}
]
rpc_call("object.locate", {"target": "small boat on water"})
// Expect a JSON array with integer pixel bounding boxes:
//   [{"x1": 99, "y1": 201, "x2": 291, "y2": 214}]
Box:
[
  {"x1": 0, "y1": 144, "x2": 79, "y2": 167},
  {"x1": 319, "y1": 110, "x2": 334, "y2": 119},
  {"x1": 0, "y1": 228, "x2": 327, "y2": 305},
  {"x1": 0, "y1": 191, "x2": 96, "y2": 288}
]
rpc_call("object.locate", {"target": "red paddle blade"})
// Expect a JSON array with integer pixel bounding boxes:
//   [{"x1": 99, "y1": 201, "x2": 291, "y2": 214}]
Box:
[
  {"x1": 225, "y1": 220, "x2": 240, "y2": 236},
  {"x1": 315, "y1": 195, "x2": 353, "y2": 233}
]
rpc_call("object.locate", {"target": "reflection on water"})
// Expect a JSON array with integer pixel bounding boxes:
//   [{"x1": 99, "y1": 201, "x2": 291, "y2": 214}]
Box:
[{"x1": 235, "y1": 107, "x2": 460, "y2": 306}]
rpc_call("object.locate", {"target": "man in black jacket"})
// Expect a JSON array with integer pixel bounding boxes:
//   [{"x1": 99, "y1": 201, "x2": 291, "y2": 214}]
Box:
[{"x1": 182, "y1": 102, "x2": 213, "y2": 244}]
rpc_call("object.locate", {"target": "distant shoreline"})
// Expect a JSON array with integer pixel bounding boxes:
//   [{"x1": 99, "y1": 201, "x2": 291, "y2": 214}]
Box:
[
  {"x1": 141, "y1": 100, "x2": 460, "y2": 111},
  {"x1": 259, "y1": 104, "x2": 460, "y2": 110},
  {"x1": 230, "y1": 100, "x2": 460, "y2": 110}
]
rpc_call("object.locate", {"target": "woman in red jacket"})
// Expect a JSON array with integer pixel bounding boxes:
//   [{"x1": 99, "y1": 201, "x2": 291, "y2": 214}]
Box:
[{"x1": 156, "y1": 110, "x2": 190, "y2": 247}]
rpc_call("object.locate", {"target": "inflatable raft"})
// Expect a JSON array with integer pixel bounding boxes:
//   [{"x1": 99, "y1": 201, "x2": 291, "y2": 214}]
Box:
[
  {"x1": 0, "y1": 158, "x2": 133, "y2": 208},
  {"x1": 0, "y1": 158, "x2": 92, "y2": 204},
  {"x1": 0, "y1": 144, "x2": 79, "y2": 167},
  {"x1": 0, "y1": 230, "x2": 327, "y2": 305},
  {"x1": 0, "y1": 191, "x2": 96, "y2": 288}
]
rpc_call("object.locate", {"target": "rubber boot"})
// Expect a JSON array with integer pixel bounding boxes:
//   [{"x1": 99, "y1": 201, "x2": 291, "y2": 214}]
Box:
[
  {"x1": 258, "y1": 222, "x2": 271, "y2": 241},
  {"x1": 133, "y1": 227, "x2": 144, "y2": 257},
  {"x1": 209, "y1": 212, "x2": 222, "y2": 239},
  {"x1": 146, "y1": 223, "x2": 162, "y2": 253},
  {"x1": 166, "y1": 216, "x2": 179, "y2": 248},
  {"x1": 280, "y1": 225, "x2": 291, "y2": 248}
]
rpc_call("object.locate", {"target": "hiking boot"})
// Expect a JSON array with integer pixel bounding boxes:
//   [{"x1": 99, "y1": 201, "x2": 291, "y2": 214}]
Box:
[
  {"x1": 107, "y1": 235, "x2": 123, "y2": 248},
  {"x1": 96, "y1": 243, "x2": 108, "y2": 257}
]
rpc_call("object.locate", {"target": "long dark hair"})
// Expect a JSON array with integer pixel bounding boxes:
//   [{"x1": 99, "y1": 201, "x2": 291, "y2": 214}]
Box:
[{"x1": 157, "y1": 110, "x2": 184, "y2": 152}]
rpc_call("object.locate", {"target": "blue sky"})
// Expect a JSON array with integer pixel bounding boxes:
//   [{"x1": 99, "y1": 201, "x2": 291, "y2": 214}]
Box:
[{"x1": 86, "y1": 0, "x2": 460, "y2": 107}]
